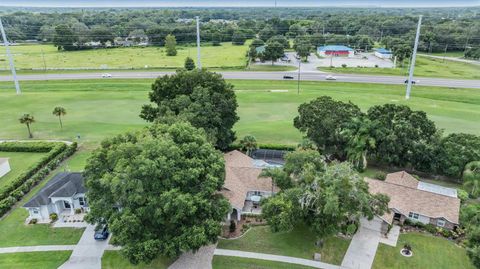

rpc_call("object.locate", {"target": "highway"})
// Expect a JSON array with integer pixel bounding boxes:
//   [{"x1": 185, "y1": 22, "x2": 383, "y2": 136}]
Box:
[{"x1": 0, "y1": 71, "x2": 479, "y2": 89}]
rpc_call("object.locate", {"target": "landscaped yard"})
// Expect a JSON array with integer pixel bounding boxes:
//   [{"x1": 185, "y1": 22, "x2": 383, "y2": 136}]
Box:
[
  {"x1": 212, "y1": 256, "x2": 316, "y2": 269},
  {"x1": 217, "y1": 225, "x2": 351, "y2": 265},
  {"x1": 373, "y1": 232, "x2": 475, "y2": 269},
  {"x1": 6, "y1": 42, "x2": 249, "y2": 70},
  {"x1": 0, "y1": 251, "x2": 72, "y2": 269},
  {"x1": 102, "y1": 250, "x2": 174, "y2": 269},
  {"x1": 319, "y1": 55, "x2": 480, "y2": 79},
  {"x1": 0, "y1": 151, "x2": 47, "y2": 191},
  {"x1": 1, "y1": 79, "x2": 480, "y2": 146}
]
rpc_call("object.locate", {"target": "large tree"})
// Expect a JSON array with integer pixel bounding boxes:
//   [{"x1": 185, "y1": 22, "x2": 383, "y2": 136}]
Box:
[
  {"x1": 293, "y1": 96, "x2": 363, "y2": 158},
  {"x1": 52, "y1": 106, "x2": 66, "y2": 129},
  {"x1": 436, "y1": 133, "x2": 480, "y2": 178},
  {"x1": 165, "y1": 34, "x2": 177, "y2": 56},
  {"x1": 53, "y1": 24, "x2": 78, "y2": 51},
  {"x1": 367, "y1": 104, "x2": 437, "y2": 169},
  {"x1": 261, "y1": 41, "x2": 284, "y2": 65},
  {"x1": 340, "y1": 117, "x2": 377, "y2": 171},
  {"x1": 261, "y1": 152, "x2": 389, "y2": 238},
  {"x1": 463, "y1": 161, "x2": 480, "y2": 198},
  {"x1": 84, "y1": 122, "x2": 230, "y2": 264},
  {"x1": 140, "y1": 70, "x2": 239, "y2": 150}
]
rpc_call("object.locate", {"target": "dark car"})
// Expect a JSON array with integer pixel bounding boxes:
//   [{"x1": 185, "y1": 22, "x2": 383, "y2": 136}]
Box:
[
  {"x1": 283, "y1": 75, "x2": 294, "y2": 79},
  {"x1": 94, "y1": 225, "x2": 109, "y2": 240},
  {"x1": 404, "y1": 79, "x2": 417, "y2": 84}
]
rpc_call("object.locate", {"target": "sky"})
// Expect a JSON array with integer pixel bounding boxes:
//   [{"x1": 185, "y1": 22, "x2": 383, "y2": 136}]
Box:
[{"x1": 1, "y1": 0, "x2": 479, "y2": 8}]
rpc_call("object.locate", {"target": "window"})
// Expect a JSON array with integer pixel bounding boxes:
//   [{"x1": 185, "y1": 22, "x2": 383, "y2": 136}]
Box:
[
  {"x1": 408, "y1": 212, "x2": 419, "y2": 220},
  {"x1": 79, "y1": 197, "x2": 85, "y2": 206},
  {"x1": 33, "y1": 210, "x2": 39, "y2": 214},
  {"x1": 64, "y1": 201, "x2": 71, "y2": 208},
  {"x1": 437, "y1": 219, "x2": 446, "y2": 227}
]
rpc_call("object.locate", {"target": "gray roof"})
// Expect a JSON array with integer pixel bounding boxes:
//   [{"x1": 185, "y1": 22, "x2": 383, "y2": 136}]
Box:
[{"x1": 23, "y1": 172, "x2": 86, "y2": 208}]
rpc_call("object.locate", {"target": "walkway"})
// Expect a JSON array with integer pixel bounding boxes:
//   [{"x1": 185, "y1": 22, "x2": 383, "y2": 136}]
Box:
[
  {"x1": 168, "y1": 244, "x2": 216, "y2": 269},
  {"x1": 58, "y1": 224, "x2": 110, "y2": 269},
  {"x1": 0, "y1": 245, "x2": 75, "y2": 254},
  {"x1": 214, "y1": 249, "x2": 342, "y2": 269}
]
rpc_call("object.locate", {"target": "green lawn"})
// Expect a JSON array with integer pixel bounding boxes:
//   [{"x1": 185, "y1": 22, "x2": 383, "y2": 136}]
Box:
[
  {"x1": 0, "y1": 251, "x2": 72, "y2": 269},
  {"x1": 217, "y1": 225, "x2": 350, "y2": 265},
  {"x1": 212, "y1": 256, "x2": 316, "y2": 269},
  {"x1": 319, "y1": 55, "x2": 480, "y2": 79},
  {"x1": 246, "y1": 64, "x2": 297, "y2": 71},
  {"x1": 373, "y1": 232, "x2": 475, "y2": 269},
  {"x1": 1, "y1": 79, "x2": 480, "y2": 147},
  {"x1": 0, "y1": 151, "x2": 47, "y2": 191},
  {"x1": 4, "y1": 42, "x2": 248, "y2": 70},
  {"x1": 102, "y1": 251, "x2": 174, "y2": 269}
]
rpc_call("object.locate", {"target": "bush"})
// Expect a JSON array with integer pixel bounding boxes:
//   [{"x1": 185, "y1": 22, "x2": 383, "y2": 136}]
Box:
[
  {"x1": 50, "y1": 213, "x2": 58, "y2": 222},
  {"x1": 346, "y1": 223, "x2": 358, "y2": 236},
  {"x1": 341, "y1": 64, "x2": 347, "y2": 68},
  {"x1": 457, "y1": 189, "x2": 469, "y2": 203},
  {"x1": 29, "y1": 218, "x2": 38, "y2": 224},
  {"x1": 374, "y1": 64, "x2": 379, "y2": 68},
  {"x1": 229, "y1": 220, "x2": 236, "y2": 233},
  {"x1": 425, "y1": 223, "x2": 436, "y2": 233},
  {"x1": 440, "y1": 228, "x2": 452, "y2": 238},
  {"x1": 374, "y1": 172, "x2": 387, "y2": 181},
  {"x1": 75, "y1": 208, "x2": 82, "y2": 214}
]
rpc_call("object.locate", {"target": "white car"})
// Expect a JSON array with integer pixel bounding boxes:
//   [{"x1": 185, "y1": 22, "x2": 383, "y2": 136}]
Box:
[
  {"x1": 325, "y1": 75, "x2": 337, "y2": 80},
  {"x1": 101, "y1": 73, "x2": 112, "y2": 78}
]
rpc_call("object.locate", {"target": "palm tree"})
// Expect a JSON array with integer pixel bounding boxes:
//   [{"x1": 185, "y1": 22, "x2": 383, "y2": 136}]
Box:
[
  {"x1": 240, "y1": 135, "x2": 258, "y2": 156},
  {"x1": 341, "y1": 117, "x2": 376, "y2": 171},
  {"x1": 463, "y1": 161, "x2": 480, "y2": 198},
  {"x1": 52, "y1": 106, "x2": 67, "y2": 129},
  {"x1": 19, "y1": 114, "x2": 35, "y2": 138}
]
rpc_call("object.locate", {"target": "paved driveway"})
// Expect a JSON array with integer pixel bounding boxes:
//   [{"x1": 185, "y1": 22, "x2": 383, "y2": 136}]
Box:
[
  {"x1": 168, "y1": 244, "x2": 216, "y2": 269},
  {"x1": 58, "y1": 225, "x2": 110, "y2": 269},
  {"x1": 341, "y1": 217, "x2": 383, "y2": 269}
]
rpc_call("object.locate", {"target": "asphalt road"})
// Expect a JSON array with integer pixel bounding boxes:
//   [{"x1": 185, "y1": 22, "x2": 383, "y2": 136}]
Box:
[{"x1": 0, "y1": 71, "x2": 479, "y2": 89}]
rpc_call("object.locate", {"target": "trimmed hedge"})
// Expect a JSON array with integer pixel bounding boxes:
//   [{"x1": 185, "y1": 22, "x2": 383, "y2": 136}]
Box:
[
  {"x1": 0, "y1": 142, "x2": 77, "y2": 217},
  {"x1": 0, "y1": 142, "x2": 61, "y2": 153}
]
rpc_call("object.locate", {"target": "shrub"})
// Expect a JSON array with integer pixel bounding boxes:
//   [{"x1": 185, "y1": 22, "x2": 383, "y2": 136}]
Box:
[
  {"x1": 404, "y1": 218, "x2": 413, "y2": 226},
  {"x1": 374, "y1": 172, "x2": 387, "y2": 181},
  {"x1": 440, "y1": 228, "x2": 452, "y2": 238},
  {"x1": 457, "y1": 189, "x2": 469, "y2": 203},
  {"x1": 50, "y1": 213, "x2": 58, "y2": 222},
  {"x1": 425, "y1": 223, "x2": 436, "y2": 233},
  {"x1": 346, "y1": 223, "x2": 358, "y2": 236},
  {"x1": 75, "y1": 208, "x2": 82, "y2": 214},
  {"x1": 229, "y1": 220, "x2": 236, "y2": 233},
  {"x1": 29, "y1": 218, "x2": 38, "y2": 224},
  {"x1": 341, "y1": 64, "x2": 347, "y2": 68}
]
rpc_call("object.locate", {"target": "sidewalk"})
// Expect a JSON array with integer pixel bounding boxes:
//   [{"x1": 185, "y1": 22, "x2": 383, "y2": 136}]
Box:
[
  {"x1": 0, "y1": 245, "x2": 75, "y2": 254},
  {"x1": 214, "y1": 249, "x2": 343, "y2": 269}
]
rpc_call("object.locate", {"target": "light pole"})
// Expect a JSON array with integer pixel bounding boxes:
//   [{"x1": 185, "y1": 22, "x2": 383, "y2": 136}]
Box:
[
  {"x1": 0, "y1": 17, "x2": 20, "y2": 94},
  {"x1": 405, "y1": 15, "x2": 422, "y2": 100},
  {"x1": 297, "y1": 59, "x2": 301, "y2": 94},
  {"x1": 196, "y1": 16, "x2": 202, "y2": 69}
]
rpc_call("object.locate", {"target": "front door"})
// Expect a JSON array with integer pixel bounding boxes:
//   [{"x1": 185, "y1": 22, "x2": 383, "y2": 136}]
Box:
[
  {"x1": 64, "y1": 201, "x2": 71, "y2": 209},
  {"x1": 393, "y1": 213, "x2": 402, "y2": 222}
]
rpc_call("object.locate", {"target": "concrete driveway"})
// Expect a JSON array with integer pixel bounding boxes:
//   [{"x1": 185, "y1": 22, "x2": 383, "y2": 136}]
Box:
[
  {"x1": 341, "y1": 217, "x2": 384, "y2": 269},
  {"x1": 58, "y1": 224, "x2": 110, "y2": 269}
]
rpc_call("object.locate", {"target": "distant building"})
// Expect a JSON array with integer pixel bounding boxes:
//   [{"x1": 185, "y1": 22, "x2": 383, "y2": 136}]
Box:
[
  {"x1": 0, "y1": 158, "x2": 11, "y2": 178},
  {"x1": 317, "y1": 45, "x2": 354, "y2": 57},
  {"x1": 375, "y1": 48, "x2": 393, "y2": 59}
]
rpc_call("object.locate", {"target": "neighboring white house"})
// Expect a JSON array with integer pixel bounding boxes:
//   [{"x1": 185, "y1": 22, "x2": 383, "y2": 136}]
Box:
[
  {"x1": 23, "y1": 172, "x2": 88, "y2": 222},
  {"x1": 221, "y1": 150, "x2": 279, "y2": 222},
  {"x1": 374, "y1": 48, "x2": 393, "y2": 59},
  {"x1": 0, "y1": 158, "x2": 11, "y2": 178}
]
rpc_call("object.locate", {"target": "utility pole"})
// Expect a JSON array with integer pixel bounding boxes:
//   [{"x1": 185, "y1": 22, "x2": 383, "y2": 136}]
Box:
[
  {"x1": 41, "y1": 49, "x2": 47, "y2": 71},
  {"x1": 443, "y1": 44, "x2": 448, "y2": 63},
  {"x1": 0, "y1": 17, "x2": 21, "y2": 94},
  {"x1": 405, "y1": 15, "x2": 422, "y2": 100},
  {"x1": 196, "y1": 16, "x2": 202, "y2": 70},
  {"x1": 297, "y1": 60, "x2": 301, "y2": 94}
]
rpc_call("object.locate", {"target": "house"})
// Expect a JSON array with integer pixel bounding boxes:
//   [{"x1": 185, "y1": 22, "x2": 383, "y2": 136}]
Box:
[
  {"x1": 366, "y1": 171, "x2": 460, "y2": 231},
  {"x1": 23, "y1": 172, "x2": 88, "y2": 222},
  {"x1": 318, "y1": 45, "x2": 354, "y2": 57},
  {"x1": 374, "y1": 48, "x2": 393, "y2": 59},
  {"x1": 0, "y1": 158, "x2": 11, "y2": 178},
  {"x1": 221, "y1": 150, "x2": 279, "y2": 222}
]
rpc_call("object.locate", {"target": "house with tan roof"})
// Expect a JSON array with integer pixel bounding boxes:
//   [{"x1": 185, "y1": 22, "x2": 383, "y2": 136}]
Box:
[
  {"x1": 366, "y1": 171, "x2": 460, "y2": 231},
  {"x1": 221, "y1": 150, "x2": 279, "y2": 221}
]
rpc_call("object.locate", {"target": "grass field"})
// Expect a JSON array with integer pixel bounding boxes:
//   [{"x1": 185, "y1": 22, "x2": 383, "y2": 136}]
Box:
[
  {"x1": 1, "y1": 79, "x2": 479, "y2": 147},
  {"x1": 212, "y1": 256, "x2": 316, "y2": 269},
  {"x1": 102, "y1": 251, "x2": 173, "y2": 269},
  {"x1": 2, "y1": 42, "x2": 248, "y2": 70},
  {"x1": 373, "y1": 232, "x2": 475, "y2": 269},
  {"x1": 217, "y1": 225, "x2": 350, "y2": 265},
  {"x1": 319, "y1": 55, "x2": 480, "y2": 79},
  {"x1": 0, "y1": 151, "x2": 47, "y2": 191},
  {"x1": 0, "y1": 251, "x2": 72, "y2": 269}
]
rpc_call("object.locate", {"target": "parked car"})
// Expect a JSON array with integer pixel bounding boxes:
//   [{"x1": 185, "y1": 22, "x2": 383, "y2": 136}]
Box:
[
  {"x1": 94, "y1": 224, "x2": 109, "y2": 240},
  {"x1": 325, "y1": 75, "x2": 337, "y2": 80},
  {"x1": 101, "y1": 73, "x2": 112, "y2": 78},
  {"x1": 283, "y1": 75, "x2": 294, "y2": 79}
]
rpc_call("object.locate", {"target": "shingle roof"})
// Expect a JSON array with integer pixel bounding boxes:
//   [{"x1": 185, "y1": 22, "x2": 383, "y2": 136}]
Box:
[
  {"x1": 366, "y1": 173, "x2": 460, "y2": 224},
  {"x1": 385, "y1": 171, "x2": 419, "y2": 189},
  {"x1": 23, "y1": 172, "x2": 85, "y2": 208},
  {"x1": 221, "y1": 150, "x2": 278, "y2": 210}
]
